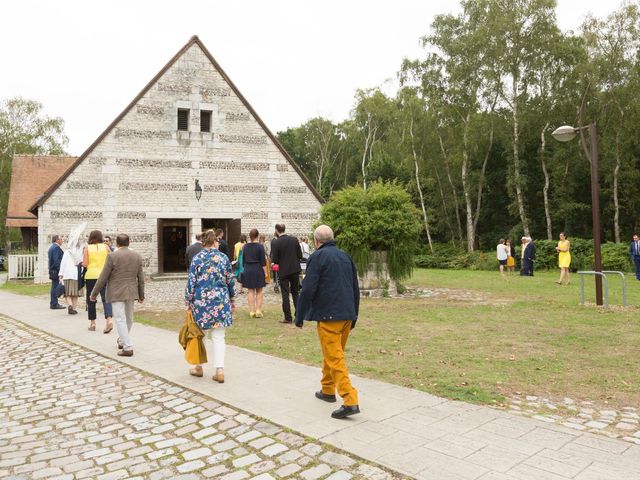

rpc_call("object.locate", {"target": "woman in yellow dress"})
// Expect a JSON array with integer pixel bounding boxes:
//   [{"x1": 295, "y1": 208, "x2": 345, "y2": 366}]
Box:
[{"x1": 555, "y1": 232, "x2": 571, "y2": 285}]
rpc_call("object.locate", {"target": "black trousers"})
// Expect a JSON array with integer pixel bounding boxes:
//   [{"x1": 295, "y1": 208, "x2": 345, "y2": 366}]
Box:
[
  {"x1": 85, "y1": 279, "x2": 112, "y2": 321},
  {"x1": 520, "y1": 260, "x2": 534, "y2": 276},
  {"x1": 633, "y1": 256, "x2": 640, "y2": 280},
  {"x1": 278, "y1": 272, "x2": 300, "y2": 322}
]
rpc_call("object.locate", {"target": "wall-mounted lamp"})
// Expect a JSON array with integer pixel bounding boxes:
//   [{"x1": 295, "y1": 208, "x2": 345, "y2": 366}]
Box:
[{"x1": 194, "y1": 179, "x2": 202, "y2": 201}]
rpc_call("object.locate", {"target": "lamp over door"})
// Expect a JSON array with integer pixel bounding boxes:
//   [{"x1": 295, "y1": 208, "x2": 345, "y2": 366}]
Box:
[{"x1": 194, "y1": 179, "x2": 202, "y2": 201}]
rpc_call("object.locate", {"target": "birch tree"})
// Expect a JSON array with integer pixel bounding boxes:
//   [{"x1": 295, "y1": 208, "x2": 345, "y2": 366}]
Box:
[{"x1": 581, "y1": 2, "x2": 640, "y2": 242}]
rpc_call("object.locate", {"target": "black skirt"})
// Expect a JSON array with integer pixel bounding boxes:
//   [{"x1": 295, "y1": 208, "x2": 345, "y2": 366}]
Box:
[{"x1": 242, "y1": 263, "x2": 266, "y2": 289}]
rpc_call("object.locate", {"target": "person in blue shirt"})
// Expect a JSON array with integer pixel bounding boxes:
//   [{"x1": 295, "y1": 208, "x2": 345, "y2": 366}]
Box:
[
  {"x1": 630, "y1": 234, "x2": 640, "y2": 280},
  {"x1": 47, "y1": 235, "x2": 65, "y2": 309}
]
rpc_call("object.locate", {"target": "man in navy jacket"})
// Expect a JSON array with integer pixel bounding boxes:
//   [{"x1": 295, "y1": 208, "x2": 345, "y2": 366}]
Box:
[
  {"x1": 295, "y1": 225, "x2": 360, "y2": 419},
  {"x1": 48, "y1": 235, "x2": 65, "y2": 309},
  {"x1": 630, "y1": 234, "x2": 640, "y2": 280},
  {"x1": 520, "y1": 236, "x2": 536, "y2": 276}
]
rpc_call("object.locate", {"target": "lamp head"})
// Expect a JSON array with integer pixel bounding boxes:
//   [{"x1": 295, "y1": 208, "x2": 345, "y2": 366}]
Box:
[{"x1": 551, "y1": 125, "x2": 577, "y2": 142}]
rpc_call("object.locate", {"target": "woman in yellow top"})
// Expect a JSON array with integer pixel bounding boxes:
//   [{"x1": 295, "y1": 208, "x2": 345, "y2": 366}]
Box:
[
  {"x1": 82, "y1": 230, "x2": 113, "y2": 332},
  {"x1": 555, "y1": 232, "x2": 571, "y2": 285}
]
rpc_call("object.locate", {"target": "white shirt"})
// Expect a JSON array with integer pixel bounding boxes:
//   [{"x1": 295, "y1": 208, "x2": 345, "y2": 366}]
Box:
[
  {"x1": 59, "y1": 250, "x2": 79, "y2": 281},
  {"x1": 300, "y1": 241, "x2": 310, "y2": 260},
  {"x1": 496, "y1": 244, "x2": 508, "y2": 261}
]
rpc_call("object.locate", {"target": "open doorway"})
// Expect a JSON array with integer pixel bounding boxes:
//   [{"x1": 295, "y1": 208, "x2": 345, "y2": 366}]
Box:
[
  {"x1": 158, "y1": 219, "x2": 189, "y2": 273},
  {"x1": 202, "y1": 218, "x2": 241, "y2": 259}
]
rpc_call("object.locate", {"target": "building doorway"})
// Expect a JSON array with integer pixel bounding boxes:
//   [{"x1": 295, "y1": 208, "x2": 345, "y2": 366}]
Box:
[
  {"x1": 202, "y1": 218, "x2": 241, "y2": 259},
  {"x1": 158, "y1": 219, "x2": 189, "y2": 273}
]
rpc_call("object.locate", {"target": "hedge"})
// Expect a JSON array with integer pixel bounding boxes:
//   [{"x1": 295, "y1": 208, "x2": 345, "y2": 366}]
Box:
[{"x1": 414, "y1": 239, "x2": 634, "y2": 272}]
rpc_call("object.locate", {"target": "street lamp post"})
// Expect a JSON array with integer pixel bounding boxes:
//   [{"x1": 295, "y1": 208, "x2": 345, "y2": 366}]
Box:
[{"x1": 552, "y1": 123, "x2": 603, "y2": 306}]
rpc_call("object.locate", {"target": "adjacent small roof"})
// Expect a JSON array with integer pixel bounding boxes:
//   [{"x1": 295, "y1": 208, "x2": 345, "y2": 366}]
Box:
[{"x1": 6, "y1": 155, "x2": 77, "y2": 228}]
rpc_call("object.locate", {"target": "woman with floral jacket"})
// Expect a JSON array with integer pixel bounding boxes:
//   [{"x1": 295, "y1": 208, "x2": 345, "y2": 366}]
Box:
[{"x1": 185, "y1": 230, "x2": 236, "y2": 383}]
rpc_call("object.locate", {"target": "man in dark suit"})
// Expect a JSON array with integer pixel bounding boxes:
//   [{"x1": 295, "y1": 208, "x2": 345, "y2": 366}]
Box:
[
  {"x1": 521, "y1": 236, "x2": 536, "y2": 276},
  {"x1": 215, "y1": 228, "x2": 230, "y2": 259},
  {"x1": 185, "y1": 233, "x2": 203, "y2": 267},
  {"x1": 48, "y1": 235, "x2": 65, "y2": 309},
  {"x1": 91, "y1": 234, "x2": 145, "y2": 357},
  {"x1": 630, "y1": 234, "x2": 640, "y2": 280},
  {"x1": 295, "y1": 225, "x2": 360, "y2": 419},
  {"x1": 271, "y1": 223, "x2": 302, "y2": 323}
]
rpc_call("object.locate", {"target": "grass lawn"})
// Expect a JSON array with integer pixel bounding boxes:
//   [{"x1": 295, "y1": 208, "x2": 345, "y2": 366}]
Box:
[
  {"x1": 0, "y1": 280, "x2": 51, "y2": 296},
  {"x1": 134, "y1": 269, "x2": 640, "y2": 409}
]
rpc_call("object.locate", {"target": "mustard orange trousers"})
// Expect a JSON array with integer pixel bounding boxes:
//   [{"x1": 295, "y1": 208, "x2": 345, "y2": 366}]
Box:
[{"x1": 317, "y1": 320, "x2": 358, "y2": 406}]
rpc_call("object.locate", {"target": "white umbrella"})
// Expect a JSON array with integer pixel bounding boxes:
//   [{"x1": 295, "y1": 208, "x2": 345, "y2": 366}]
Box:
[{"x1": 67, "y1": 222, "x2": 87, "y2": 249}]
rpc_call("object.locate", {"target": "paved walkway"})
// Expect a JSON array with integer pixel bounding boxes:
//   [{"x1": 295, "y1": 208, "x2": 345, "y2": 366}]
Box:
[{"x1": 1, "y1": 290, "x2": 639, "y2": 479}]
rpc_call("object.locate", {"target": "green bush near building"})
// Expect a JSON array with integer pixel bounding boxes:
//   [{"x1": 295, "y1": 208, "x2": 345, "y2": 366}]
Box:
[{"x1": 319, "y1": 181, "x2": 422, "y2": 281}]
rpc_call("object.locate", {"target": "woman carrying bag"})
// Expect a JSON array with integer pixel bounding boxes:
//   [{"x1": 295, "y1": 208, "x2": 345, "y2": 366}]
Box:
[{"x1": 184, "y1": 230, "x2": 236, "y2": 383}]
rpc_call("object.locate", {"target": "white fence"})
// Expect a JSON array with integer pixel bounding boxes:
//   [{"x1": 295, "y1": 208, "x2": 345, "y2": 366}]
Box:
[{"x1": 8, "y1": 255, "x2": 38, "y2": 279}]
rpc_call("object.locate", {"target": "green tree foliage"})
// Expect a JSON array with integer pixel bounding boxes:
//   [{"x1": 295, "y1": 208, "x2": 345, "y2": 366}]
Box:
[
  {"x1": 0, "y1": 97, "x2": 68, "y2": 245},
  {"x1": 319, "y1": 182, "x2": 422, "y2": 281},
  {"x1": 278, "y1": 1, "x2": 640, "y2": 253}
]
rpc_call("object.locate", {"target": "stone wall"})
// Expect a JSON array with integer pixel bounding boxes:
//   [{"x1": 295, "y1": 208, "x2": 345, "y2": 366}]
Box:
[{"x1": 36, "y1": 43, "x2": 320, "y2": 281}]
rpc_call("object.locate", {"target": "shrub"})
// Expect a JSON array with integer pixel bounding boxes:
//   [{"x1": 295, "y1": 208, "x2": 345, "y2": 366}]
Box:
[{"x1": 319, "y1": 182, "x2": 422, "y2": 281}]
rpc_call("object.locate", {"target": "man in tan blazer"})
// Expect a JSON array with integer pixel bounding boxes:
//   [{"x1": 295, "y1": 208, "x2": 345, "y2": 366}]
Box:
[{"x1": 91, "y1": 234, "x2": 145, "y2": 357}]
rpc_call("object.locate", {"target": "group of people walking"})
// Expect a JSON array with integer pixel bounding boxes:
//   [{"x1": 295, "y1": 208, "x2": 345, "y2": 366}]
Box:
[
  {"x1": 183, "y1": 223, "x2": 361, "y2": 418},
  {"x1": 48, "y1": 230, "x2": 145, "y2": 357},
  {"x1": 48, "y1": 221, "x2": 361, "y2": 419}
]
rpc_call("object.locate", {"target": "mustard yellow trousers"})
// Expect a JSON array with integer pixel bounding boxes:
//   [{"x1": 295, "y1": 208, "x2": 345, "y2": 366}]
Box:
[{"x1": 317, "y1": 320, "x2": 358, "y2": 406}]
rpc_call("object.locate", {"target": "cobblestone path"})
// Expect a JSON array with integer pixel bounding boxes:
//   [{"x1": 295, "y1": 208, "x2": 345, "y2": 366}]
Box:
[{"x1": 0, "y1": 317, "x2": 399, "y2": 480}]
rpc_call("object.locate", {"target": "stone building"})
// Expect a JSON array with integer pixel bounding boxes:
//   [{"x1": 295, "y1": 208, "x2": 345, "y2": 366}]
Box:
[{"x1": 28, "y1": 35, "x2": 322, "y2": 281}]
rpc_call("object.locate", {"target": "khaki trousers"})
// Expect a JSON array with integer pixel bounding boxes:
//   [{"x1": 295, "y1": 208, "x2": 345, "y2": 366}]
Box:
[{"x1": 317, "y1": 320, "x2": 358, "y2": 406}]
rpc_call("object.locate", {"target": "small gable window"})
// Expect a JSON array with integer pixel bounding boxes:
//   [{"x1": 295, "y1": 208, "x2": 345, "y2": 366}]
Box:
[
  {"x1": 177, "y1": 109, "x2": 189, "y2": 131},
  {"x1": 200, "y1": 110, "x2": 212, "y2": 133}
]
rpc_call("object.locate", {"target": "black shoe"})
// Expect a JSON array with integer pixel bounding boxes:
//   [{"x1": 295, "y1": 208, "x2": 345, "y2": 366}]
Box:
[
  {"x1": 279, "y1": 319, "x2": 292, "y2": 324},
  {"x1": 331, "y1": 405, "x2": 360, "y2": 419},
  {"x1": 50, "y1": 305, "x2": 65, "y2": 310},
  {"x1": 68, "y1": 306, "x2": 78, "y2": 315},
  {"x1": 117, "y1": 350, "x2": 133, "y2": 357},
  {"x1": 315, "y1": 391, "x2": 336, "y2": 403},
  {"x1": 117, "y1": 341, "x2": 123, "y2": 350}
]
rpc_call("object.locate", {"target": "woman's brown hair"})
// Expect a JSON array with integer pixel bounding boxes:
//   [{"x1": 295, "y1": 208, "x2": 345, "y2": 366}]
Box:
[
  {"x1": 249, "y1": 228, "x2": 259, "y2": 241},
  {"x1": 88, "y1": 230, "x2": 103, "y2": 245},
  {"x1": 202, "y1": 229, "x2": 218, "y2": 247}
]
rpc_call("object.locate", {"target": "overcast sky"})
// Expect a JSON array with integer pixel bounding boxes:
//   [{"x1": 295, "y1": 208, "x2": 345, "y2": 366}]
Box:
[{"x1": 0, "y1": 0, "x2": 622, "y2": 155}]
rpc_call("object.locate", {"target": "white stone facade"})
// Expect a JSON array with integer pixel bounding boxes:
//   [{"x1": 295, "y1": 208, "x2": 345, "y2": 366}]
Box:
[{"x1": 35, "y1": 39, "x2": 321, "y2": 281}]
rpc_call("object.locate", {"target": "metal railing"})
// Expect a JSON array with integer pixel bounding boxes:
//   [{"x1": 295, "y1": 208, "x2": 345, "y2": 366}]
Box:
[
  {"x1": 577, "y1": 270, "x2": 627, "y2": 307},
  {"x1": 8, "y1": 254, "x2": 38, "y2": 279}
]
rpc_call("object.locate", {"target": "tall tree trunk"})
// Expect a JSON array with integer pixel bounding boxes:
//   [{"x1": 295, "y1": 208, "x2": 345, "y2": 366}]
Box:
[
  {"x1": 460, "y1": 114, "x2": 475, "y2": 251},
  {"x1": 361, "y1": 114, "x2": 376, "y2": 191},
  {"x1": 613, "y1": 131, "x2": 621, "y2": 243},
  {"x1": 438, "y1": 132, "x2": 464, "y2": 247},
  {"x1": 539, "y1": 122, "x2": 552, "y2": 240},
  {"x1": 511, "y1": 76, "x2": 529, "y2": 236},
  {"x1": 409, "y1": 118, "x2": 434, "y2": 253},
  {"x1": 433, "y1": 164, "x2": 456, "y2": 245},
  {"x1": 472, "y1": 114, "x2": 495, "y2": 239}
]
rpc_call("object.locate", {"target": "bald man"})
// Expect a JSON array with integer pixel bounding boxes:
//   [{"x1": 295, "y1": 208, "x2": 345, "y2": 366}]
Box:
[{"x1": 295, "y1": 225, "x2": 360, "y2": 419}]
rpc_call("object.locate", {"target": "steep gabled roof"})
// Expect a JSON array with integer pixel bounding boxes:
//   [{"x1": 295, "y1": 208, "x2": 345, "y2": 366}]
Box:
[
  {"x1": 29, "y1": 35, "x2": 323, "y2": 213},
  {"x1": 7, "y1": 155, "x2": 77, "y2": 227}
]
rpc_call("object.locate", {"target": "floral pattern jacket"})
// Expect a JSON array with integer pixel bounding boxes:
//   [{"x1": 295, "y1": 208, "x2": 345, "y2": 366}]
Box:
[{"x1": 185, "y1": 247, "x2": 236, "y2": 329}]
